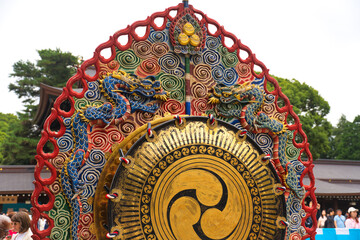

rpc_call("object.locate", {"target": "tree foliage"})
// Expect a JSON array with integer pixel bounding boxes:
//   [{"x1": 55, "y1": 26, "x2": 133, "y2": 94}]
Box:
[
  {"x1": 0, "y1": 49, "x2": 80, "y2": 165},
  {"x1": 330, "y1": 115, "x2": 360, "y2": 160},
  {"x1": 273, "y1": 76, "x2": 333, "y2": 160},
  {"x1": 9, "y1": 48, "x2": 79, "y2": 118},
  {"x1": 0, "y1": 113, "x2": 37, "y2": 165},
  {"x1": 0, "y1": 113, "x2": 19, "y2": 162}
]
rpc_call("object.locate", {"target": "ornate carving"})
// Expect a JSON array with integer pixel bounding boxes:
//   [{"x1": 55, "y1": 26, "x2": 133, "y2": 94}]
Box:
[
  {"x1": 32, "y1": 2, "x2": 316, "y2": 240},
  {"x1": 108, "y1": 118, "x2": 286, "y2": 239}
]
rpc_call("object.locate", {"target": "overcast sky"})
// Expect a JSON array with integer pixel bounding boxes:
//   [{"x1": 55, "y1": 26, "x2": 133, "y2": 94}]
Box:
[{"x1": 1, "y1": 0, "x2": 359, "y2": 125}]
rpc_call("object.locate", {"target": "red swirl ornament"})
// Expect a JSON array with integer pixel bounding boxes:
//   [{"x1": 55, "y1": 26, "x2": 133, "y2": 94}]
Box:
[
  {"x1": 236, "y1": 62, "x2": 251, "y2": 78},
  {"x1": 191, "y1": 98, "x2": 212, "y2": 115},
  {"x1": 80, "y1": 213, "x2": 94, "y2": 226},
  {"x1": 78, "y1": 213, "x2": 96, "y2": 240},
  {"x1": 89, "y1": 125, "x2": 124, "y2": 152},
  {"x1": 48, "y1": 178, "x2": 62, "y2": 195},
  {"x1": 193, "y1": 64, "x2": 214, "y2": 87},
  {"x1": 98, "y1": 60, "x2": 121, "y2": 79},
  {"x1": 235, "y1": 62, "x2": 255, "y2": 84},
  {"x1": 289, "y1": 232, "x2": 302, "y2": 240},
  {"x1": 162, "y1": 99, "x2": 185, "y2": 115},
  {"x1": 107, "y1": 60, "x2": 120, "y2": 70},
  {"x1": 49, "y1": 152, "x2": 68, "y2": 171},
  {"x1": 136, "y1": 57, "x2": 161, "y2": 77}
]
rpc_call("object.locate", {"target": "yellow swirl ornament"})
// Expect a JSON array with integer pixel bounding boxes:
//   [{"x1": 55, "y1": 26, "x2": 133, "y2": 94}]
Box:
[
  {"x1": 178, "y1": 33, "x2": 190, "y2": 45},
  {"x1": 190, "y1": 34, "x2": 200, "y2": 47},
  {"x1": 183, "y1": 22, "x2": 195, "y2": 36}
]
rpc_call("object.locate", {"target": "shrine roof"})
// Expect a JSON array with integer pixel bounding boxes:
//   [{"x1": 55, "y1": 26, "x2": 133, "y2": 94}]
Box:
[
  {"x1": 304, "y1": 159, "x2": 360, "y2": 198},
  {"x1": 33, "y1": 83, "x2": 82, "y2": 128},
  {"x1": 0, "y1": 165, "x2": 50, "y2": 194}
]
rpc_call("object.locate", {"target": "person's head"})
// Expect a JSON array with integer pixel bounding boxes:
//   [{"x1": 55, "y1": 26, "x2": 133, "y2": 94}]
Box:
[
  {"x1": 321, "y1": 209, "x2": 326, "y2": 216},
  {"x1": 0, "y1": 215, "x2": 11, "y2": 239},
  {"x1": 10, "y1": 212, "x2": 30, "y2": 234},
  {"x1": 348, "y1": 207, "x2": 359, "y2": 219},
  {"x1": 19, "y1": 209, "x2": 29, "y2": 214},
  {"x1": 336, "y1": 209, "x2": 342, "y2": 216},
  {"x1": 6, "y1": 212, "x2": 15, "y2": 219},
  {"x1": 327, "y1": 208, "x2": 334, "y2": 216}
]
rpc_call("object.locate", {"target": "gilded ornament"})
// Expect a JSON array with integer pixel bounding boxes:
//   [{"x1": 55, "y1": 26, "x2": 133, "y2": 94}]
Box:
[
  {"x1": 190, "y1": 34, "x2": 200, "y2": 47},
  {"x1": 178, "y1": 32, "x2": 190, "y2": 45},
  {"x1": 32, "y1": 1, "x2": 315, "y2": 239},
  {"x1": 183, "y1": 22, "x2": 195, "y2": 36},
  {"x1": 107, "y1": 118, "x2": 286, "y2": 240}
]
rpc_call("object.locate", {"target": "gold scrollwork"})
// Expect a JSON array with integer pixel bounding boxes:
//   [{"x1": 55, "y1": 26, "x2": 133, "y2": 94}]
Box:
[
  {"x1": 93, "y1": 116, "x2": 175, "y2": 239},
  {"x1": 107, "y1": 119, "x2": 285, "y2": 240}
]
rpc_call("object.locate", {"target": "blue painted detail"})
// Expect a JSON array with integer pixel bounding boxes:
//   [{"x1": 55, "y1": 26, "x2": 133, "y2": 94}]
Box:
[
  {"x1": 60, "y1": 72, "x2": 167, "y2": 240},
  {"x1": 185, "y1": 101, "x2": 191, "y2": 115},
  {"x1": 209, "y1": 82, "x2": 306, "y2": 238},
  {"x1": 306, "y1": 228, "x2": 360, "y2": 240}
]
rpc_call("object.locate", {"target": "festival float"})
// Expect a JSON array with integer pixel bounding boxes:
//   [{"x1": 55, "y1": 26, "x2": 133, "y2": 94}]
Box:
[{"x1": 31, "y1": 1, "x2": 317, "y2": 239}]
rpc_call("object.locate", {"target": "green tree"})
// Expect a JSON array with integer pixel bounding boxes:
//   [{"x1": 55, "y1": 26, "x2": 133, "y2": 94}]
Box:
[
  {"x1": 330, "y1": 115, "x2": 360, "y2": 160},
  {"x1": 9, "y1": 48, "x2": 80, "y2": 118},
  {"x1": 0, "y1": 113, "x2": 38, "y2": 165},
  {"x1": 273, "y1": 76, "x2": 332, "y2": 160},
  {"x1": 0, "y1": 49, "x2": 80, "y2": 165},
  {"x1": 0, "y1": 113, "x2": 19, "y2": 162}
]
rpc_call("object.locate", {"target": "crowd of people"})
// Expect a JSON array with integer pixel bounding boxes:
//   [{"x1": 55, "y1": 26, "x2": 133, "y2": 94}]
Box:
[
  {"x1": 0, "y1": 209, "x2": 48, "y2": 240},
  {"x1": 306, "y1": 202, "x2": 360, "y2": 229},
  {"x1": 1, "y1": 205, "x2": 359, "y2": 238}
]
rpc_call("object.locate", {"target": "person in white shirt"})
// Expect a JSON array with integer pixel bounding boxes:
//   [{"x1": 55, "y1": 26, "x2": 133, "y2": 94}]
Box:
[
  {"x1": 10, "y1": 212, "x2": 32, "y2": 240},
  {"x1": 317, "y1": 209, "x2": 327, "y2": 228},
  {"x1": 37, "y1": 217, "x2": 46, "y2": 231}
]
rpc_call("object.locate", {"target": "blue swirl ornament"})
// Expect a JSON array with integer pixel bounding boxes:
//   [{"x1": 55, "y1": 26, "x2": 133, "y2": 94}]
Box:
[
  {"x1": 202, "y1": 49, "x2": 221, "y2": 66},
  {"x1": 78, "y1": 164, "x2": 101, "y2": 213},
  {"x1": 159, "y1": 53, "x2": 185, "y2": 77},
  {"x1": 85, "y1": 81, "x2": 101, "y2": 101},
  {"x1": 206, "y1": 36, "x2": 221, "y2": 50},
  {"x1": 211, "y1": 64, "x2": 238, "y2": 86},
  {"x1": 63, "y1": 117, "x2": 72, "y2": 128},
  {"x1": 252, "y1": 77, "x2": 265, "y2": 88},
  {"x1": 148, "y1": 28, "x2": 169, "y2": 43},
  {"x1": 78, "y1": 150, "x2": 105, "y2": 213},
  {"x1": 87, "y1": 150, "x2": 106, "y2": 168},
  {"x1": 57, "y1": 131, "x2": 74, "y2": 153},
  {"x1": 190, "y1": 54, "x2": 203, "y2": 65}
]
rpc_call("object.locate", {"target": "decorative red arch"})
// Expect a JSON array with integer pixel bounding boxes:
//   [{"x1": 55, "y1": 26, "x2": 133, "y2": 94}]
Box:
[{"x1": 31, "y1": 2, "x2": 316, "y2": 240}]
